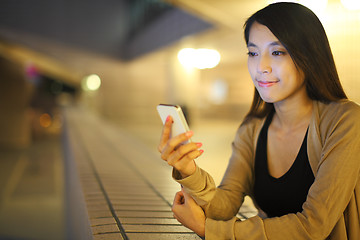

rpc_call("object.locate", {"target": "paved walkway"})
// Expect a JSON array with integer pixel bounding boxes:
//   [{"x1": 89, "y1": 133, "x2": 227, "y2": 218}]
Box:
[{"x1": 0, "y1": 138, "x2": 65, "y2": 240}]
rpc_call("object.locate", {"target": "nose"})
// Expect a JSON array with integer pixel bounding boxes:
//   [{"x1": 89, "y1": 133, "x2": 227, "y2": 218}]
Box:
[{"x1": 257, "y1": 54, "x2": 271, "y2": 74}]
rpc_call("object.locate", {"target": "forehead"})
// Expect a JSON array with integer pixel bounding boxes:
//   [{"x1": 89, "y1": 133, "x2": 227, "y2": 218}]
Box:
[{"x1": 248, "y1": 22, "x2": 281, "y2": 47}]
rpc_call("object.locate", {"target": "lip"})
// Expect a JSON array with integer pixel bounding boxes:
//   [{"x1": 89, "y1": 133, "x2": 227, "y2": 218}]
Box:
[{"x1": 256, "y1": 80, "x2": 279, "y2": 88}]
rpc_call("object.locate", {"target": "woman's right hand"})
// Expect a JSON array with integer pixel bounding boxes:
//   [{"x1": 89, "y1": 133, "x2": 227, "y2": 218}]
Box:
[
  {"x1": 172, "y1": 188, "x2": 206, "y2": 237},
  {"x1": 157, "y1": 116, "x2": 204, "y2": 178}
]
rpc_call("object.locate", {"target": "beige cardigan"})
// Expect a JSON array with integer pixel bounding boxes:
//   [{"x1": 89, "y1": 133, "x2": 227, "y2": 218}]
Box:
[{"x1": 175, "y1": 100, "x2": 360, "y2": 239}]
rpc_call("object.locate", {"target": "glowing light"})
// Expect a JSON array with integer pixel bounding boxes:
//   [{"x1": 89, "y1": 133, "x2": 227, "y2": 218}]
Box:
[
  {"x1": 300, "y1": 0, "x2": 328, "y2": 14},
  {"x1": 341, "y1": 0, "x2": 360, "y2": 10},
  {"x1": 268, "y1": 0, "x2": 328, "y2": 15},
  {"x1": 39, "y1": 113, "x2": 52, "y2": 128},
  {"x1": 178, "y1": 48, "x2": 221, "y2": 69},
  {"x1": 82, "y1": 74, "x2": 101, "y2": 91},
  {"x1": 209, "y1": 79, "x2": 228, "y2": 105},
  {"x1": 178, "y1": 48, "x2": 196, "y2": 69}
]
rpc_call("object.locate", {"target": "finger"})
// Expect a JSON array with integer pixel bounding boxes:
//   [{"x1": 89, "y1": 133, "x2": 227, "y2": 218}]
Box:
[
  {"x1": 158, "y1": 115, "x2": 173, "y2": 152},
  {"x1": 183, "y1": 149, "x2": 204, "y2": 161},
  {"x1": 168, "y1": 148, "x2": 204, "y2": 169},
  {"x1": 173, "y1": 191, "x2": 184, "y2": 205},
  {"x1": 166, "y1": 142, "x2": 201, "y2": 165},
  {"x1": 160, "y1": 131, "x2": 194, "y2": 161},
  {"x1": 172, "y1": 192, "x2": 185, "y2": 217},
  {"x1": 172, "y1": 130, "x2": 193, "y2": 146}
]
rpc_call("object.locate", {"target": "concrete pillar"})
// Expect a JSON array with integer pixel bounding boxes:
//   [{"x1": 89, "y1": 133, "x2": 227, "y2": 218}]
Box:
[{"x1": 0, "y1": 57, "x2": 33, "y2": 149}]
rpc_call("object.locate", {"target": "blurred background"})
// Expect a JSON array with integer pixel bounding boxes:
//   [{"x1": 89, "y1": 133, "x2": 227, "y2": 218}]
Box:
[{"x1": 0, "y1": 0, "x2": 359, "y2": 239}]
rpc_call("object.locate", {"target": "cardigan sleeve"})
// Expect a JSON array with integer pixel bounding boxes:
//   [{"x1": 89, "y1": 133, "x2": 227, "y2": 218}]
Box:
[
  {"x1": 174, "y1": 118, "x2": 261, "y2": 220},
  {"x1": 204, "y1": 101, "x2": 360, "y2": 240}
]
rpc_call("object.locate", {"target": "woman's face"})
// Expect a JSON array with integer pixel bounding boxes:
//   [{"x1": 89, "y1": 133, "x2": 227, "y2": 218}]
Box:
[{"x1": 247, "y1": 22, "x2": 306, "y2": 104}]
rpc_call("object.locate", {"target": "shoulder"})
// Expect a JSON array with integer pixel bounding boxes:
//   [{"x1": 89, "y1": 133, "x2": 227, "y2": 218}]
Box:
[
  {"x1": 317, "y1": 99, "x2": 360, "y2": 113},
  {"x1": 314, "y1": 100, "x2": 360, "y2": 138},
  {"x1": 316, "y1": 100, "x2": 360, "y2": 125},
  {"x1": 308, "y1": 100, "x2": 360, "y2": 172}
]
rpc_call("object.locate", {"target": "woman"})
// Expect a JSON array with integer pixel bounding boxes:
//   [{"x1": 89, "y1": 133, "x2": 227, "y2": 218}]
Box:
[{"x1": 158, "y1": 2, "x2": 360, "y2": 239}]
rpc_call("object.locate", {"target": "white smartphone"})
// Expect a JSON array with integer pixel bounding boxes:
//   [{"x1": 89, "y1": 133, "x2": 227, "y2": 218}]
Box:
[{"x1": 157, "y1": 104, "x2": 191, "y2": 143}]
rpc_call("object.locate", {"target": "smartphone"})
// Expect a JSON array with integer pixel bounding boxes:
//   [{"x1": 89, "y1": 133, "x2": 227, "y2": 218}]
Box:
[{"x1": 157, "y1": 104, "x2": 191, "y2": 143}]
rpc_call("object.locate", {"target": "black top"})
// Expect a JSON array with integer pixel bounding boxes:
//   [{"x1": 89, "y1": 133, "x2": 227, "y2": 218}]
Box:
[{"x1": 253, "y1": 111, "x2": 315, "y2": 218}]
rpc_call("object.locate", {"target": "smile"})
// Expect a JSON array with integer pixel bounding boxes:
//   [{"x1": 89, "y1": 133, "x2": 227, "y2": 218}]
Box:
[{"x1": 256, "y1": 80, "x2": 279, "y2": 88}]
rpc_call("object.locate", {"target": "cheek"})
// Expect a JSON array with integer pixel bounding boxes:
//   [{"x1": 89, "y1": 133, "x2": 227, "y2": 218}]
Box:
[
  {"x1": 247, "y1": 60, "x2": 256, "y2": 79},
  {"x1": 296, "y1": 69, "x2": 306, "y2": 86},
  {"x1": 282, "y1": 66, "x2": 304, "y2": 86},
  {"x1": 277, "y1": 58, "x2": 302, "y2": 81}
]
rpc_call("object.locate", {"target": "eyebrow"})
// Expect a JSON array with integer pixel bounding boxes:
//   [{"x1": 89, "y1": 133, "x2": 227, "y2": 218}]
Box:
[{"x1": 247, "y1": 41, "x2": 282, "y2": 47}]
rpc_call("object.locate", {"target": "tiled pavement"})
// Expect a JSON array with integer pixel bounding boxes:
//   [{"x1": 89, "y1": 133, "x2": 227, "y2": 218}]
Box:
[
  {"x1": 64, "y1": 107, "x2": 202, "y2": 239},
  {"x1": 64, "y1": 106, "x2": 257, "y2": 239}
]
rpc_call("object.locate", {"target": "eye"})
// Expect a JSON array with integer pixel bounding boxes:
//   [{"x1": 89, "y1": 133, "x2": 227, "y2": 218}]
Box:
[
  {"x1": 247, "y1": 51, "x2": 258, "y2": 57},
  {"x1": 272, "y1": 51, "x2": 285, "y2": 56}
]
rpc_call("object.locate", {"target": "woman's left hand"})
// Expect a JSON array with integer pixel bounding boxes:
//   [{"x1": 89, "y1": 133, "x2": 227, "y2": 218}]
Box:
[{"x1": 172, "y1": 188, "x2": 206, "y2": 237}]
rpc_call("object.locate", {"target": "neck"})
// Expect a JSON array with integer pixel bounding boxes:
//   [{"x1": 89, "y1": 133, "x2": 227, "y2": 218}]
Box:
[{"x1": 273, "y1": 94, "x2": 313, "y2": 132}]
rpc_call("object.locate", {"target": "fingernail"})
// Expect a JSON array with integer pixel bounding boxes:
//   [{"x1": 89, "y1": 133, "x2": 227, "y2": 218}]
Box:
[
  {"x1": 166, "y1": 115, "x2": 171, "y2": 122},
  {"x1": 186, "y1": 131, "x2": 193, "y2": 137},
  {"x1": 196, "y1": 142, "x2": 202, "y2": 148},
  {"x1": 199, "y1": 150, "x2": 204, "y2": 154}
]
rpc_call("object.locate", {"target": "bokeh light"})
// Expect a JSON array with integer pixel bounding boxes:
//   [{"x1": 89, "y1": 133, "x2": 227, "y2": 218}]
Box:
[
  {"x1": 178, "y1": 48, "x2": 221, "y2": 69},
  {"x1": 82, "y1": 74, "x2": 101, "y2": 91},
  {"x1": 39, "y1": 113, "x2": 52, "y2": 128},
  {"x1": 268, "y1": 0, "x2": 328, "y2": 16},
  {"x1": 341, "y1": 0, "x2": 360, "y2": 10}
]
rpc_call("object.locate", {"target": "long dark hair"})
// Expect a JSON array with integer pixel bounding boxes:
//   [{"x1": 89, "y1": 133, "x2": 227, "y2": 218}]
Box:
[{"x1": 243, "y1": 2, "x2": 347, "y2": 123}]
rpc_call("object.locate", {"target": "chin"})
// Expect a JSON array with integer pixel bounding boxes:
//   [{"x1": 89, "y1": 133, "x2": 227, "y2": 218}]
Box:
[{"x1": 259, "y1": 94, "x2": 276, "y2": 103}]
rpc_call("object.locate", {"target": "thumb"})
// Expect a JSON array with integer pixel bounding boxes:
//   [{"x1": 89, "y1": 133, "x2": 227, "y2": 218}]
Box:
[{"x1": 173, "y1": 191, "x2": 184, "y2": 205}]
